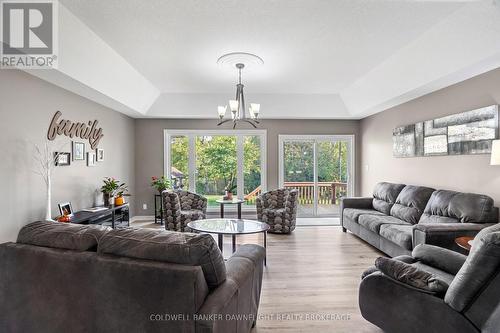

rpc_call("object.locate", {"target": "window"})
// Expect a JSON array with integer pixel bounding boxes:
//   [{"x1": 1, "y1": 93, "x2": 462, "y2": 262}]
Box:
[{"x1": 164, "y1": 130, "x2": 267, "y2": 210}]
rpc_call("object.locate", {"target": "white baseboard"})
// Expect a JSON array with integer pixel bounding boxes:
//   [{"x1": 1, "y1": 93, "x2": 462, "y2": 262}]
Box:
[{"x1": 130, "y1": 215, "x2": 154, "y2": 223}]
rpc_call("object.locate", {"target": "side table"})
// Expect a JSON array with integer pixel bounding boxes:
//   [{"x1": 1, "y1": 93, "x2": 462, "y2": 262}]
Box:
[{"x1": 216, "y1": 198, "x2": 245, "y2": 219}]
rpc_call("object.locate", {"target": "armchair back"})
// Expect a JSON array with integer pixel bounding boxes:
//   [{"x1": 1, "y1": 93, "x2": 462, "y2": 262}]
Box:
[{"x1": 445, "y1": 224, "x2": 500, "y2": 330}]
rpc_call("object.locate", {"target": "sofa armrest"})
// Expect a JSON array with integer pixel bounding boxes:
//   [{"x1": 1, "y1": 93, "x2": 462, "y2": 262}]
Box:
[
  {"x1": 413, "y1": 223, "x2": 494, "y2": 254},
  {"x1": 196, "y1": 245, "x2": 265, "y2": 333},
  {"x1": 359, "y1": 271, "x2": 478, "y2": 333},
  {"x1": 340, "y1": 197, "x2": 373, "y2": 229},
  {"x1": 340, "y1": 197, "x2": 373, "y2": 210},
  {"x1": 412, "y1": 244, "x2": 467, "y2": 276}
]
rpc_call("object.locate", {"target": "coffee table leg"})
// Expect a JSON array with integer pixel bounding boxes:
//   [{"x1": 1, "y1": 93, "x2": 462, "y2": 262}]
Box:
[
  {"x1": 218, "y1": 234, "x2": 223, "y2": 254},
  {"x1": 264, "y1": 231, "x2": 267, "y2": 266},
  {"x1": 220, "y1": 204, "x2": 224, "y2": 218},
  {"x1": 237, "y1": 203, "x2": 242, "y2": 219},
  {"x1": 232, "y1": 235, "x2": 236, "y2": 253}
]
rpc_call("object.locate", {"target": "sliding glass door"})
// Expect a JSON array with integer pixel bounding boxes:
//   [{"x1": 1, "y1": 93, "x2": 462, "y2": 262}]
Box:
[
  {"x1": 165, "y1": 130, "x2": 267, "y2": 211},
  {"x1": 279, "y1": 135, "x2": 354, "y2": 217}
]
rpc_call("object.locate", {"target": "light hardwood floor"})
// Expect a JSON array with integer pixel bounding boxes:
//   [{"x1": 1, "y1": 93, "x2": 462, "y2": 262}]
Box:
[{"x1": 132, "y1": 222, "x2": 383, "y2": 333}]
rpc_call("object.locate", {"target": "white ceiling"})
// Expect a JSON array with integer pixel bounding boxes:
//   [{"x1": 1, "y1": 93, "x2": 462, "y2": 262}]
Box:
[
  {"x1": 23, "y1": 0, "x2": 500, "y2": 119},
  {"x1": 60, "y1": 0, "x2": 464, "y2": 94}
]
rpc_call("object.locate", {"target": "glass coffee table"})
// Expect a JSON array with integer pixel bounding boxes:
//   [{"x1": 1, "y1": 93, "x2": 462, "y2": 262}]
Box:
[{"x1": 187, "y1": 218, "x2": 269, "y2": 265}]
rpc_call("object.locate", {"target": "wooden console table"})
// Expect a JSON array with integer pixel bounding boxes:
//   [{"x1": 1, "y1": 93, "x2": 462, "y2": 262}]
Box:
[{"x1": 68, "y1": 203, "x2": 130, "y2": 229}]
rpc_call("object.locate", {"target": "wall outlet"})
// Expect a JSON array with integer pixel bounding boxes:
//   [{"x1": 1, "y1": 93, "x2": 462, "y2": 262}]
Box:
[{"x1": 142, "y1": 203, "x2": 148, "y2": 210}]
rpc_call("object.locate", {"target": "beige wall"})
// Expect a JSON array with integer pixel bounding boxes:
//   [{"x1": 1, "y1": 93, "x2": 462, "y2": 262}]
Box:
[
  {"x1": 135, "y1": 119, "x2": 360, "y2": 216},
  {"x1": 360, "y1": 67, "x2": 500, "y2": 205},
  {"x1": 0, "y1": 70, "x2": 135, "y2": 243}
]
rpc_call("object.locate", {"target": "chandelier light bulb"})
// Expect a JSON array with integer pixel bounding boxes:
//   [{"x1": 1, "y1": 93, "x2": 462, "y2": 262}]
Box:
[
  {"x1": 229, "y1": 100, "x2": 239, "y2": 112},
  {"x1": 250, "y1": 103, "x2": 260, "y2": 119},
  {"x1": 217, "y1": 105, "x2": 227, "y2": 119}
]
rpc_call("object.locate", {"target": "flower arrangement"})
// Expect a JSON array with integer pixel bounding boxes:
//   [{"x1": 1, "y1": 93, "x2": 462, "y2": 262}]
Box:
[{"x1": 151, "y1": 176, "x2": 171, "y2": 193}]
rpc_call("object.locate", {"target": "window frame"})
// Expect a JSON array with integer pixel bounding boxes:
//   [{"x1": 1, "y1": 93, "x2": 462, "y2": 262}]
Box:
[{"x1": 164, "y1": 129, "x2": 267, "y2": 212}]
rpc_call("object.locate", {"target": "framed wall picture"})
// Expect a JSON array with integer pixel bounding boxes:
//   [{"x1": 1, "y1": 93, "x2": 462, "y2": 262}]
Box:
[
  {"x1": 72, "y1": 141, "x2": 85, "y2": 160},
  {"x1": 87, "y1": 152, "x2": 96, "y2": 167},
  {"x1": 96, "y1": 148, "x2": 104, "y2": 162},
  {"x1": 54, "y1": 152, "x2": 71, "y2": 166},
  {"x1": 58, "y1": 202, "x2": 74, "y2": 216}
]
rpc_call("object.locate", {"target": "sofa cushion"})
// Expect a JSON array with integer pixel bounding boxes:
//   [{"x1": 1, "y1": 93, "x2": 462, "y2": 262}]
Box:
[
  {"x1": 343, "y1": 208, "x2": 384, "y2": 223},
  {"x1": 359, "y1": 214, "x2": 410, "y2": 233},
  {"x1": 17, "y1": 221, "x2": 111, "y2": 251},
  {"x1": 379, "y1": 224, "x2": 413, "y2": 250},
  {"x1": 372, "y1": 182, "x2": 406, "y2": 215},
  {"x1": 375, "y1": 257, "x2": 449, "y2": 294},
  {"x1": 390, "y1": 185, "x2": 435, "y2": 224},
  {"x1": 420, "y1": 190, "x2": 498, "y2": 224},
  {"x1": 98, "y1": 228, "x2": 226, "y2": 289}
]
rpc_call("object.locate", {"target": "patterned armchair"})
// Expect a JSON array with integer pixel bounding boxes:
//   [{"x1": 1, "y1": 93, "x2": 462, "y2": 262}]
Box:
[
  {"x1": 256, "y1": 189, "x2": 298, "y2": 234},
  {"x1": 162, "y1": 190, "x2": 207, "y2": 232}
]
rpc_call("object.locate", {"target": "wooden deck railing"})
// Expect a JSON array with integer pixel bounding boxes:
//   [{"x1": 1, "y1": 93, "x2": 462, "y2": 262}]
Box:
[{"x1": 244, "y1": 182, "x2": 347, "y2": 205}]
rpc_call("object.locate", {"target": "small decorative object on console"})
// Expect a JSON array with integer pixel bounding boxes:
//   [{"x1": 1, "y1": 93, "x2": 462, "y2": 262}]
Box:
[{"x1": 58, "y1": 202, "x2": 74, "y2": 217}]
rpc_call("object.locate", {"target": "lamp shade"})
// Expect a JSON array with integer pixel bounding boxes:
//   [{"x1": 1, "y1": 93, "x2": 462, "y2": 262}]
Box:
[
  {"x1": 217, "y1": 105, "x2": 226, "y2": 118},
  {"x1": 229, "y1": 100, "x2": 239, "y2": 112},
  {"x1": 249, "y1": 103, "x2": 260, "y2": 119},
  {"x1": 491, "y1": 140, "x2": 500, "y2": 165}
]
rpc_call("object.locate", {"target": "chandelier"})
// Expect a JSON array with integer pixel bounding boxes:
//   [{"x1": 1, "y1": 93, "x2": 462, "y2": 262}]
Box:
[{"x1": 217, "y1": 52, "x2": 263, "y2": 128}]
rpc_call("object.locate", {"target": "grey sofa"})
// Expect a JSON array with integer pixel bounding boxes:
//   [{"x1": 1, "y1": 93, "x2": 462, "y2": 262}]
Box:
[
  {"x1": 341, "y1": 182, "x2": 499, "y2": 257},
  {"x1": 359, "y1": 223, "x2": 500, "y2": 333},
  {"x1": 0, "y1": 221, "x2": 265, "y2": 333}
]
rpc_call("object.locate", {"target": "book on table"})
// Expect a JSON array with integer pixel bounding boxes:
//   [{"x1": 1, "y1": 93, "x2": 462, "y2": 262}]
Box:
[{"x1": 81, "y1": 207, "x2": 108, "y2": 213}]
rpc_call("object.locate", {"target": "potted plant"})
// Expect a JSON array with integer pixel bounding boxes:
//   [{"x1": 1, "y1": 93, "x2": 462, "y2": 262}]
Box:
[
  {"x1": 151, "y1": 176, "x2": 171, "y2": 194},
  {"x1": 114, "y1": 182, "x2": 131, "y2": 206},
  {"x1": 101, "y1": 177, "x2": 119, "y2": 205},
  {"x1": 224, "y1": 174, "x2": 237, "y2": 200}
]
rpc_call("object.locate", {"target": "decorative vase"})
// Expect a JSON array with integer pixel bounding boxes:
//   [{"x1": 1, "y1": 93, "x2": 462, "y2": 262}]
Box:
[
  {"x1": 115, "y1": 196, "x2": 125, "y2": 206},
  {"x1": 45, "y1": 169, "x2": 54, "y2": 222},
  {"x1": 103, "y1": 192, "x2": 111, "y2": 206}
]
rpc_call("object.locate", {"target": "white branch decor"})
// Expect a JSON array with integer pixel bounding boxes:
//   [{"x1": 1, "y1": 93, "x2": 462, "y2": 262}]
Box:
[{"x1": 32, "y1": 140, "x2": 67, "y2": 221}]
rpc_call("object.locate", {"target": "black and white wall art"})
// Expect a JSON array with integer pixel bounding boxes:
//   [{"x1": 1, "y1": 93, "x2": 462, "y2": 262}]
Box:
[{"x1": 393, "y1": 105, "x2": 499, "y2": 157}]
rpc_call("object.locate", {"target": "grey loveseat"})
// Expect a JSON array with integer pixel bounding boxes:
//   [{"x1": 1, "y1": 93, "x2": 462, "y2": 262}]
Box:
[
  {"x1": 359, "y1": 223, "x2": 500, "y2": 333},
  {"x1": 341, "y1": 182, "x2": 499, "y2": 257},
  {"x1": 0, "y1": 221, "x2": 265, "y2": 333}
]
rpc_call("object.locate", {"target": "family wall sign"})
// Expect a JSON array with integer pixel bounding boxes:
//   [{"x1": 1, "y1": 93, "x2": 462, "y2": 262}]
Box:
[{"x1": 47, "y1": 111, "x2": 104, "y2": 149}]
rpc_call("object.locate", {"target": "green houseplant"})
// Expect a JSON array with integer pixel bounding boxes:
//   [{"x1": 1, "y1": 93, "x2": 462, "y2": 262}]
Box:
[
  {"x1": 101, "y1": 177, "x2": 130, "y2": 206},
  {"x1": 151, "y1": 176, "x2": 171, "y2": 194}
]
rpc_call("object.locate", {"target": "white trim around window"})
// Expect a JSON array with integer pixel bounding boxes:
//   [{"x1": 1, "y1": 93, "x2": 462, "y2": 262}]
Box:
[
  {"x1": 164, "y1": 129, "x2": 267, "y2": 211},
  {"x1": 278, "y1": 134, "x2": 356, "y2": 217}
]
